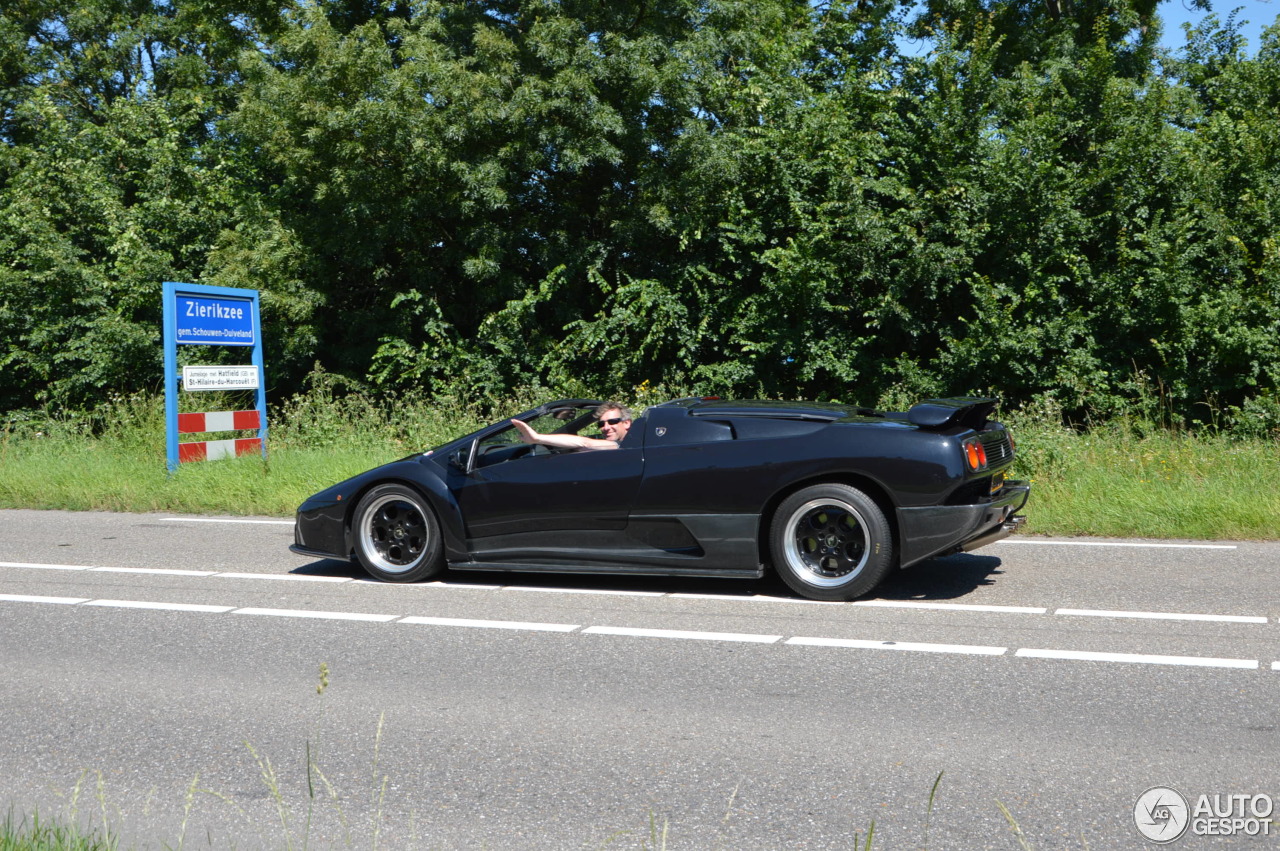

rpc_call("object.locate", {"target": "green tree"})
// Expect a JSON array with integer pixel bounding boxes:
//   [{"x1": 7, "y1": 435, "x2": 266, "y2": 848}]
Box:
[{"x1": 0, "y1": 0, "x2": 290, "y2": 409}]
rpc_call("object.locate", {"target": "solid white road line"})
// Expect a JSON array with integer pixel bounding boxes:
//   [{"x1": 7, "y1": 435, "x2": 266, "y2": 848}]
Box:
[
  {"x1": 1055, "y1": 608, "x2": 1268, "y2": 624},
  {"x1": 583, "y1": 626, "x2": 781, "y2": 643},
  {"x1": 669, "y1": 593, "x2": 762, "y2": 601},
  {"x1": 503, "y1": 585, "x2": 666, "y2": 597},
  {"x1": 1, "y1": 561, "x2": 1273, "y2": 624},
  {"x1": 747, "y1": 595, "x2": 843, "y2": 605},
  {"x1": 149, "y1": 519, "x2": 1249, "y2": 555},
  {"x1": 163, "y1": 517, "x2": 293, "y2": 525},
  {"x1": 84, "y1": 599, "x2": 233, "y2": 613},
  {"x1": 0, "y1": 561, "x2": 90, "y2": 570},
  {"x1": 0, "y1": 593, "x2": 90, "y2": 604},
  {"x1": 418, "y1": 581, "x2": 505, "y2": 590},
  {"x1": 1016, "y1": 648, "x2": 1258, "y2": 669},
  {"x1": 853, "y1": 600, "x2": 1047, "y2": 615},
  {"x1": 669, "y1": 593, "x2": 840, "y2": 605},
  {"x1": 214, "y1": 572, "x2": 352, "y2": 583},
  {"x1": 90, "y1": 566, "x2": 218, "y2": 577},
  {"x1": 400, "y1": 616, "x2": 579, "y2": 632},
  {"x1": 233, "y1": 607, "x2": 398, "y2": 622},
  {"x1": 350, "y1": 579, "x2": 507, "y2": 589},
  {"x1": 999, "y1": 540, "x2": 1236, "y2": 549},
  {"x1": 787, "y1": 636, "x2": 1008, "y2": 655}
]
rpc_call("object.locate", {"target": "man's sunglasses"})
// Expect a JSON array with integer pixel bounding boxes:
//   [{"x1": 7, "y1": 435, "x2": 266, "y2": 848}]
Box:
[{"x1": 597, "y1": 417, "x2": 626, "y2": 427}]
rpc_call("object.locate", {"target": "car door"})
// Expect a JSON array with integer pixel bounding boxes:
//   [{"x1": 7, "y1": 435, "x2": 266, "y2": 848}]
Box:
[
  {"x1": 631, "y1": 405, "x2": 748, "y2": 514},
  {"x1": 452, "y1": 414, "x2": 645, "y2": 544}
]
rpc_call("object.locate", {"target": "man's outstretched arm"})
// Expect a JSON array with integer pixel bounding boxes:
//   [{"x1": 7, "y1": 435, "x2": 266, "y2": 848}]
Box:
[{"x1": 510, "y1": 418, "x2": 619, "y2": 451}]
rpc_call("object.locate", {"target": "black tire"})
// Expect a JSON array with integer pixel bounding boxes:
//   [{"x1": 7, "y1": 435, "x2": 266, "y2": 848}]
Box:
[
  {"x1": 769, "y1": 484, "x2": 894, "y2": 601},
  {"x1": 351, "y1": 484, "x2": 445, "y2": 583}
]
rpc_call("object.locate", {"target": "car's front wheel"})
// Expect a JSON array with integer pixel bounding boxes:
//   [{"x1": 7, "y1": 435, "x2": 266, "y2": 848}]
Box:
[
  {"x1": 770, "y1": 484, "x2": 894, "y2": 601},
  {"x1": 352, "y1": 484, "x2": 445, "y2": 583}
]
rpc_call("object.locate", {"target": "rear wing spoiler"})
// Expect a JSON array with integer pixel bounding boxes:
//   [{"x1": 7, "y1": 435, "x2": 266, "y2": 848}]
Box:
[{"x1": 907, "y1": 397, "x2": 998, "y2": 430}]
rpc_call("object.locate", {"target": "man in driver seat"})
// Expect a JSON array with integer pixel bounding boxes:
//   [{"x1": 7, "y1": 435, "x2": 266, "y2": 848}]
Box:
[{"x1": 511, "y1": 403, "x2": 633, "y2": 451}]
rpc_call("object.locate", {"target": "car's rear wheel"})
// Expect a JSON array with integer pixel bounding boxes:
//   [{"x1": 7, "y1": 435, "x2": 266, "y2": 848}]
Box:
[
  {"x1": 770, "y1": 484, "x2": 894, "y2": 601},
  {"x1": 352, "y1": 484, "x2": 444, "y2": 583}
]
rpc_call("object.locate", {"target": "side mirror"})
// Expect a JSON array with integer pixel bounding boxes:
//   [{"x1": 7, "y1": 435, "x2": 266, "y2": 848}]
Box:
[{"x1": 449, "y1": 447, "x2": 469, "y2": 471}]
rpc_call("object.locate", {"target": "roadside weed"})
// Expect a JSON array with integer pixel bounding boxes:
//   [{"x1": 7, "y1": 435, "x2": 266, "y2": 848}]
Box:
[
  {"x1": 924, "y1": 770, "x2": 943, "y2": 847},
  {"x1": 4, "y1": 753, "x2": 1063, "y2": 849},
  {"x1": 996, "y1": 799, "x2": 1035, "y2": 851},
  {"x1": 0, "y1": 807, "x2": 117, "y2": 850}
]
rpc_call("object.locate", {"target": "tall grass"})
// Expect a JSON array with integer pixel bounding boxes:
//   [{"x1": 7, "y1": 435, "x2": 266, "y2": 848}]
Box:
[
  {"x1": 1004, "y1": 394, "x2": 1280, "y2": 539},
  {"x1": 0, "y1": 374, "x2": 522, "y2": 516},
  {"x1": 0, "y1": 809, "x2": 117, "y2": 851},
  {"x1": 1, "y1": 381, "x2": 1276, "y2": 539}
]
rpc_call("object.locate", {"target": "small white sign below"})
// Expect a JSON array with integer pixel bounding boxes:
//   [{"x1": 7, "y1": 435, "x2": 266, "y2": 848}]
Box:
[{"x1": 182, "y1": 366, "x2": 260, "y2": 392}]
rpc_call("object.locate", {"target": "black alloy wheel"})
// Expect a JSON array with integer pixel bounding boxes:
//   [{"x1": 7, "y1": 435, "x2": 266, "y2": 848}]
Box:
[
  {"x1": 769, "y1": 483, "x2": 895, "y2": 601},
  {"x1": 351, "y1": 484, "x2": 445, "y2": 583}
]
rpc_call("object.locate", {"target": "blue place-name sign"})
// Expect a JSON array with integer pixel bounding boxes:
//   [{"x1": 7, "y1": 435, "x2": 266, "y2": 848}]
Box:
[{"x1": 174, "y1": 294, "x2": 256, "y2": 346}]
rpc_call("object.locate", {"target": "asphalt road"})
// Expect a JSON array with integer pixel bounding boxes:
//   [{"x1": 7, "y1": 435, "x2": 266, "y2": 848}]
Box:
[{"x1": 1, "y1": 508, "x2": 1277, "y2": 849}]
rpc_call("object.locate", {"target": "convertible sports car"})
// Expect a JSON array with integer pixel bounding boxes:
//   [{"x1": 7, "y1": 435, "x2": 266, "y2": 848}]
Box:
[{"x1": 291, "y1": 396, "x2": 1029, "y2": 601}]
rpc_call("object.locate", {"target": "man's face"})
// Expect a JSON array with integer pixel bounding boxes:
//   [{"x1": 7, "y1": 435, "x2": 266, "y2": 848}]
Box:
[{"x1": 597, "y1": 409, "x2": 631, "y2": 443}]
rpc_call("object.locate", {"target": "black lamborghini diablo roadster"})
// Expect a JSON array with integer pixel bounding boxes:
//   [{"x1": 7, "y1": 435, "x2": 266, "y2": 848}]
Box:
[{"x1": 290, "y1": 396, "x2": 1029, "y2": 601}]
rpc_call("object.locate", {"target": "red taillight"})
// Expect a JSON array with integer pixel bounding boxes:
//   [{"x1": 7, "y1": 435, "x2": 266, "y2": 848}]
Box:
[{"x1": 964, "y1": 438, "x2": 988, "y2": 471}]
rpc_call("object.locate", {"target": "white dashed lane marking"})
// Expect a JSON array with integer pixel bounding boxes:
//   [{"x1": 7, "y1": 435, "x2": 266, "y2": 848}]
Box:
[
  {"x1": 234, "y1": 607, "x2": 400, "y2": 622},
  {"x1": 1054, "y1": 608, "x2": 1268, "y2": 624},
  {"x1": 853, "y1": 600, "x2": 1047, "y2": 615},
  {"x1": 84, "y1": 599, "x2": 233, "y2": 613},
  {"x1": 1, "y1": 560, "x2": 1273, "y2": 671},
  {"x1": 1015, "y1": 648, "x2": 1260, "y2": 670},
  {"x1": 582, "y1": 626, "x2": 781, "y2": 643},
  {"x1": 787, "y1": 636, "x2": 1007, "y2": 656},
  {"x1": 401, "y1": 616, "x2": 578, "y2": 632}
]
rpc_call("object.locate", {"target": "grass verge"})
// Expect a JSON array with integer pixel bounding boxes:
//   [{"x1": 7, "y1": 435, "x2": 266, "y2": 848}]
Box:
[
  {"x1": 1006, "y1": 406, "x2": 1280, "y2": 539},
  {"x1": 0, "y1": 438, "x2": 390, "y2": 517},
  {"x1": 1, "y1": 389, "x2": 1276, "y2": 540}
]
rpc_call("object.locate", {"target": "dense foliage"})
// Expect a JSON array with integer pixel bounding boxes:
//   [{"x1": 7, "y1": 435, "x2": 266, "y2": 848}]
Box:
[{"x1": 2, "y1": 0, "x2": 1278, "y2": 432}]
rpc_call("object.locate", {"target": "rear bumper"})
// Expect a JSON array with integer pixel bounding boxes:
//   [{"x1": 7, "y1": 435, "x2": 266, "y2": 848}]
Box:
[{"x1": 897, "y1": 481, "x2": 1031, "y2": 567}]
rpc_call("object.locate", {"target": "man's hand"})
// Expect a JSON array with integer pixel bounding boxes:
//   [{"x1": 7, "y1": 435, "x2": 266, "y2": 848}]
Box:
[{"x1": 510, "y1": 418, "x2": 538, "y2": 444}]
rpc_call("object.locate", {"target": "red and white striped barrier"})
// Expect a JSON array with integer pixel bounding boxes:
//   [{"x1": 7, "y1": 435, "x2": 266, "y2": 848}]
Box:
[
  {"x1": 177, "y1": 409, "x2": 263, "y2": 463},
  {"x1": 178, "y1": 410, "x2": 261, "y2": 433}
]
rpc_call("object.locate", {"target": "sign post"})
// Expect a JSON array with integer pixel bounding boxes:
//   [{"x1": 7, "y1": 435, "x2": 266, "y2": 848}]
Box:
[{"x1": 162, "y1": 282, "x2": 268, "y2": 472}]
